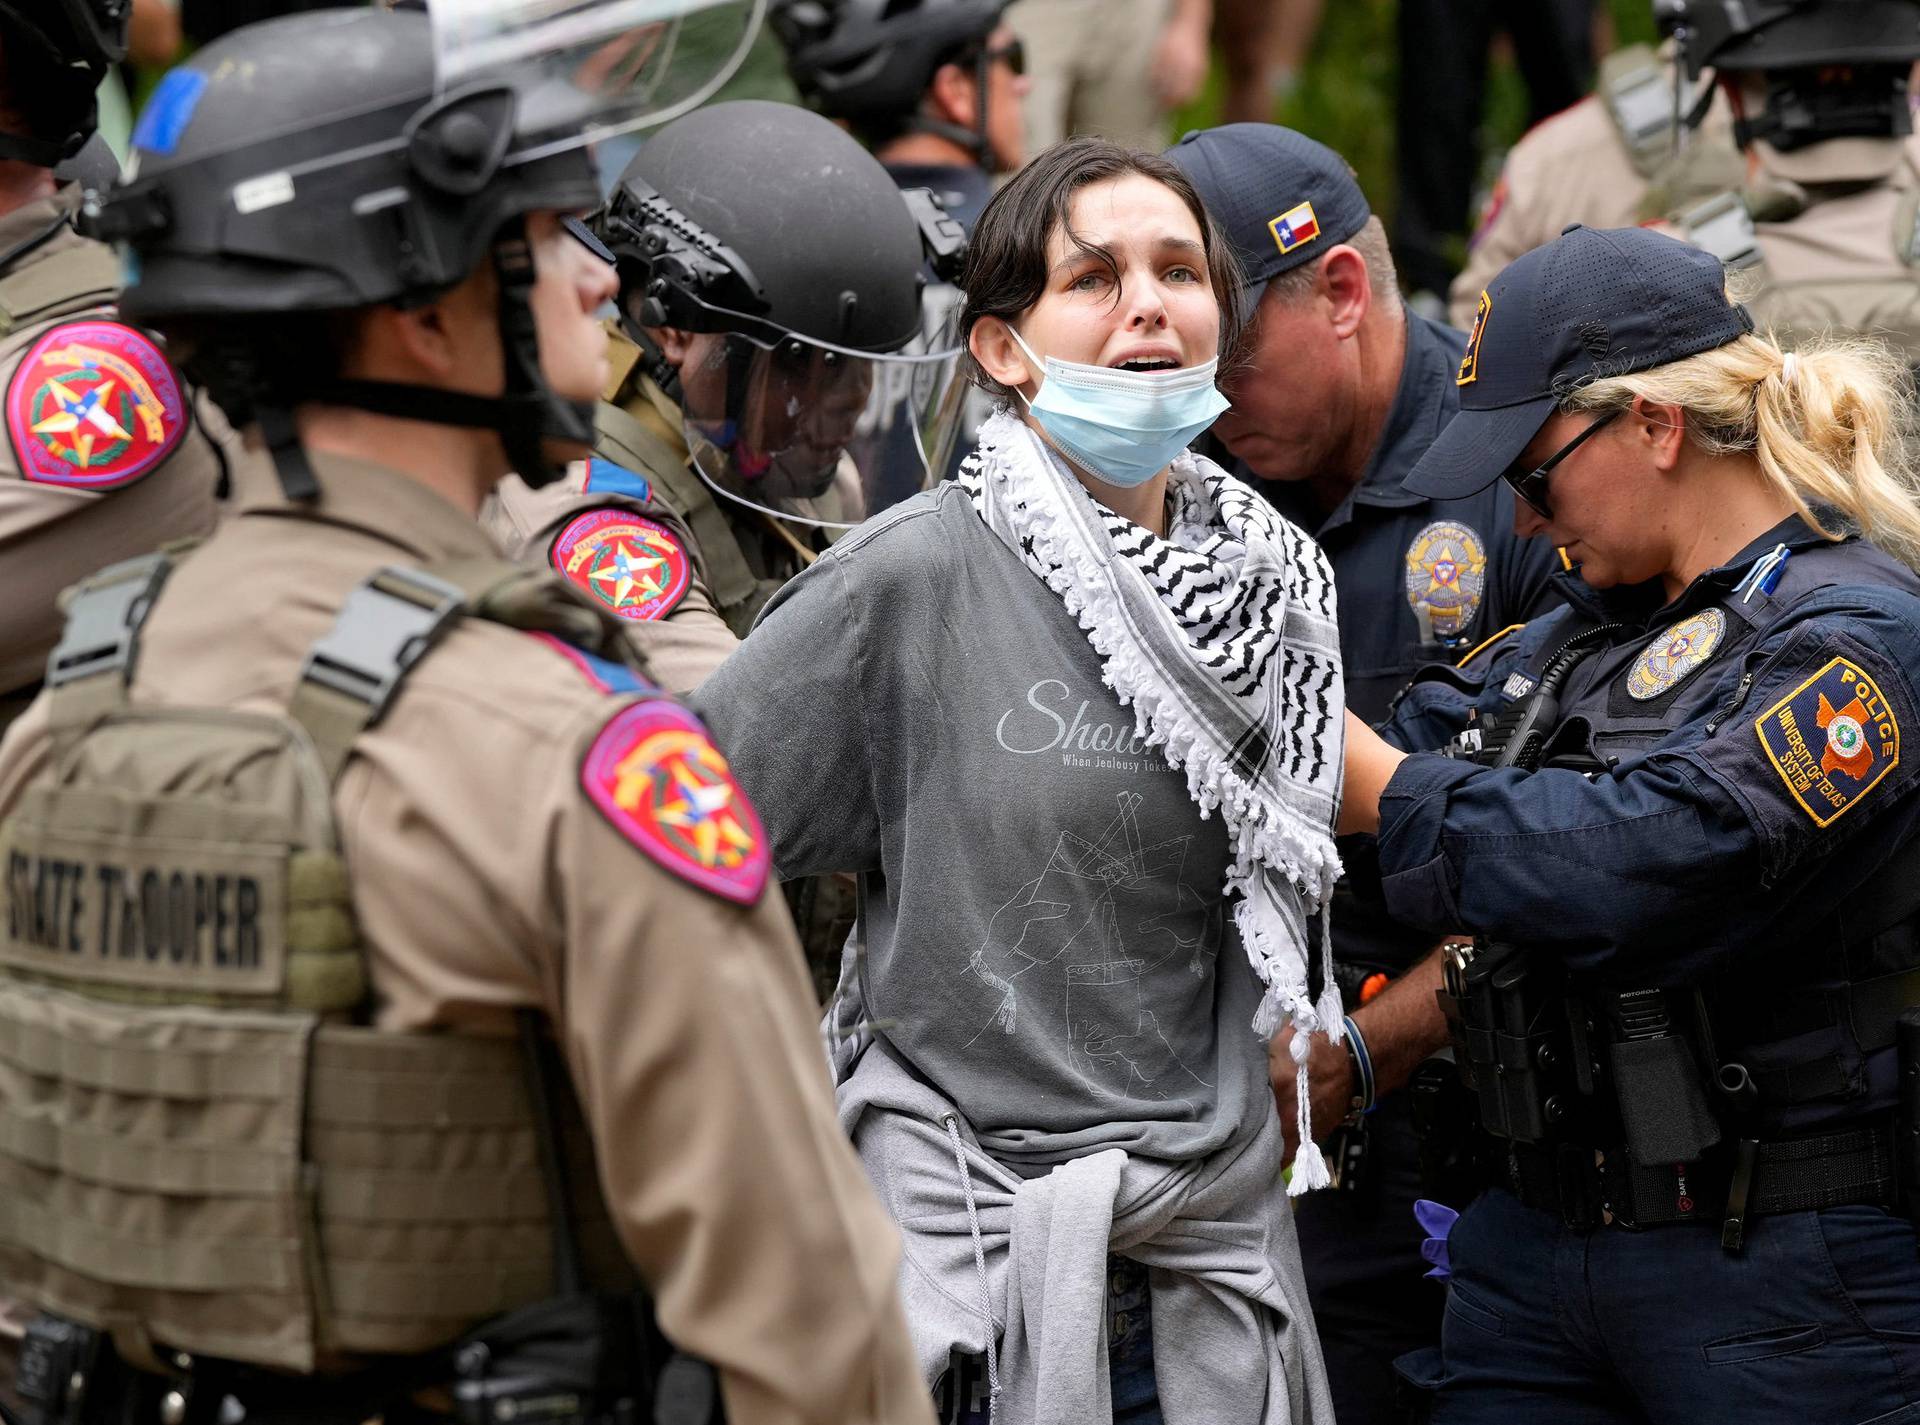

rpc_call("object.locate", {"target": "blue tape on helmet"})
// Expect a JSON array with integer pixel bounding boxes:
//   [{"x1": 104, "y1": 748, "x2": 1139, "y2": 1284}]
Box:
[{"x1": 132, "y1": 70, "x2": 208, "y2": 158}]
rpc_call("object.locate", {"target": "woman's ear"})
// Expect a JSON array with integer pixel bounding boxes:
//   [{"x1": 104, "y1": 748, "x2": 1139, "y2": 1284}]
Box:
[
  {"x1": 1631, "y1": 394, "x2": 1688, "y2": 471},
  {"x1": 971, "y1": 316, "x2": 1034, "y2": 391}
]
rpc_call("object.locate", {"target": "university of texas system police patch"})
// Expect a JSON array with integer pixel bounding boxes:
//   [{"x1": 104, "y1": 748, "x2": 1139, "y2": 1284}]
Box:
[
  {"x1": 7, "y1": 321, "x2": 187, "y2": 489},
  {"x1": 581, "y1": 700, "x2": 769, "y2": 904},
  {"x1": 1755, "y1": 655, "x2": 1901, "y2": 827},
  {"x1": 549, "y1": 506, "x2": 691, "y2": 621}
]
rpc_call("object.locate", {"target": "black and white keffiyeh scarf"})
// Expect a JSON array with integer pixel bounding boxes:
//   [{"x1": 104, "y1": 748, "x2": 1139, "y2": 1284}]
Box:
[{"x1": 958, "y1": 409, "x2": 1348, "y2": 1189}]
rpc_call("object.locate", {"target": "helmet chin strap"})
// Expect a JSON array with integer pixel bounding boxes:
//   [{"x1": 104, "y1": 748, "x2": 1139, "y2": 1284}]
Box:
[
  {"x1": 0, "y1": 131, "x2": 77, "y2": 168},
  {"x1": 271, "y1": 217, "x2": 596, "y2": 502},
  {"x1": 905, "y1": 45, "x2": 1001, "y2": 172}
]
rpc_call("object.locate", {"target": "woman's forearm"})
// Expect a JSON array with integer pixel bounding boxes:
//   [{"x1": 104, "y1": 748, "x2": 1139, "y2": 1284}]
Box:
[{"x1": 1339, "y1": 710, "x2": 1406, "y2": 836}]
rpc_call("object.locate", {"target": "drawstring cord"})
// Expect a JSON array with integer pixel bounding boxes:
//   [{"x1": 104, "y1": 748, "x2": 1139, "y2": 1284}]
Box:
[{"x1": 943, "y1": 1113, "x2": 1001, "y2": 1424}]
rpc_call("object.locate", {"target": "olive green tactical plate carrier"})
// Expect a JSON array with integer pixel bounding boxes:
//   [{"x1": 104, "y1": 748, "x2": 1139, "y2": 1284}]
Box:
[{"x1": 0, "y1": 551, "x2": 638, "y2": 1375}]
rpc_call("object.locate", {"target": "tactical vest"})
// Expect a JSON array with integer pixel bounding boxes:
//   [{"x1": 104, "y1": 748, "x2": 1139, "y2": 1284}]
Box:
[
  {"x1": 0, "y1": 550, "x2": 649, "y2": 1377},
  {"x1": 595, "y1": 336, "x2": 798, "y2": 639},
  {"x1": 1674, "y1": 147, "x2": 1920, "y2": 365},
  {"x1": 1483, "y1": 539, "x2": 1920, "y2": 1133}
]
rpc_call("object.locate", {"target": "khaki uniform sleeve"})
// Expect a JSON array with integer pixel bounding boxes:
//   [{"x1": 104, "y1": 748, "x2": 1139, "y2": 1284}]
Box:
[
  {"x1": 334, "y1": 633, "x2": 926, "y2": 1423},
  {"x1": 1448, "y1": 98, "x2": 1651, "y2": 328},
  {"x1": 0, "y1": 382, "x2": 227, "y2": 698},
  {"x1": 544, "y1": 699, "x2": 929, "y2": 1425},
  {"x1": 487, "y1": 473, "x2": 742, "y2": 695}
]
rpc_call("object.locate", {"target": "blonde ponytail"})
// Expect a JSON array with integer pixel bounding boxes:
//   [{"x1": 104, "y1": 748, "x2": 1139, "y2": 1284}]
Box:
[{"x1": 1561, "y1": 331, "x2": 1920, "y2": 570}]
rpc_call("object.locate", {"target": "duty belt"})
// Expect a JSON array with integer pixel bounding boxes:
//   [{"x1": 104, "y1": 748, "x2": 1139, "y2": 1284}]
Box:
[{"x1": 1503, "y1": 1116, "x2": 1899, "y2": 1243}]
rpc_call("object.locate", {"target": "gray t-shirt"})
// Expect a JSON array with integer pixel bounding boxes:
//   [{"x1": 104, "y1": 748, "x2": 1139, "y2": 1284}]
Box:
[{"x1": 694, "y1": 484, "x2": 1267, "y2": 1168}]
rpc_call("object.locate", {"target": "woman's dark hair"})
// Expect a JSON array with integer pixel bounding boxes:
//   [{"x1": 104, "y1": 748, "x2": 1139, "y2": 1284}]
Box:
[{"x1": 958, "y1": 135, "x2": 1246, "y2": 402}]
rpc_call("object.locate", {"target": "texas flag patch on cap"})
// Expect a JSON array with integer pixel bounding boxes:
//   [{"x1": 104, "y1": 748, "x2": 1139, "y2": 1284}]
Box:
[{"x1": 1268, "y1": 201, "x2": 1321, "y2": 255}]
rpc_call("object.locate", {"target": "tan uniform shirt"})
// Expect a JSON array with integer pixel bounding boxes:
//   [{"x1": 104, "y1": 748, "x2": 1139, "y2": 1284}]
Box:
[
  {"x1": 1694, "y1": 135, "x2": 1920, "y2": 360},
  {"x1": 0, "y1": 186, "x2": 226, "y2": 718},
  {"x1": 0, "y1": 446, "x2": 932, "y2": 1425},
  {"x1": 1449, "y1": 54, "x2": 1739, "y2": 325}
]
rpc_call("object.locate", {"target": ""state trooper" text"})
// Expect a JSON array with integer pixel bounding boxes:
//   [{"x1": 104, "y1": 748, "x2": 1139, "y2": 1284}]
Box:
[{"x1": 5, "y1": 851, "x2": 264, "y2": 970}]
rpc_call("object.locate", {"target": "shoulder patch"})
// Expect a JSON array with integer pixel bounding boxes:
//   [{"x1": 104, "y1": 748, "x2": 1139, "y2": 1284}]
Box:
[
  {"x1": 1628, "y1": 608, "x2": 1726, "y2": 700},
  {"x1": 550, "y1": 506, "x2": 691, "y2": 622},
  {"x1": 1755, "y1": 655, "x2": 1900, "y2": 827},
  {"x1": 581, "y1": 700, "x2": 769, "y2": 904},
  {"x1": 1405, "y1": 519, "x2": 1487, "y2": 640},
  {"x1": 7, "y1": 321, "x2": 188, "y2": 490}
]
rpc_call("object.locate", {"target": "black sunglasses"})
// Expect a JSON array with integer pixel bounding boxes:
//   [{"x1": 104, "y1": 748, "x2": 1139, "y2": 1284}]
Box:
[
  {"x1": 981, "y1": 37, "x2": 1026, "y2": 76},
  {"x1": 1502, "y1": 409, "x2": 1621, "y2": 520}
]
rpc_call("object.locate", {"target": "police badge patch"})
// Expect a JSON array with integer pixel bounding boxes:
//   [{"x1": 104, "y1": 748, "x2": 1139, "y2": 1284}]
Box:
[
  {"x1": 1627, "y1": 609, "x2": 1725, "y2": 700},
  {"x1": 7, "y1": 321, "x2": 188, "y2": 490},
  {"x1": 581, "y1": 700, "x2": 769, "y2": 904},
  {"x1": 1755, "y1": 656, "x2": 1901, "y2": 827},
  {"x1": 549, "y1": 507, "x2": 691, "y2": 621},
  {"x1": 1404, "y1": 520, "x2": 1487, "y2": 640}
]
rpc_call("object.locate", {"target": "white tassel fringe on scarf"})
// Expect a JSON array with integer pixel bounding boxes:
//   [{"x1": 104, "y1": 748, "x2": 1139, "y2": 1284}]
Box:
[{"x1": 958, "y1": 410, "x2": 1348, "y2": 1190}]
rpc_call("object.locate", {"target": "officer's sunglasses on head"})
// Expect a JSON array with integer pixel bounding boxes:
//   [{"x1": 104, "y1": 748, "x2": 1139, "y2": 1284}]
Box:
[{"x1": 1502, "y1": 408, "x2": 1620, "y2": 520}]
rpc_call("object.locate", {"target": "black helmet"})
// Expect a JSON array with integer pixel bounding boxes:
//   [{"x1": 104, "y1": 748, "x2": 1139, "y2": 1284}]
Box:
[
  {"x1": 1658, "y1": 0, "x2": 1920, "y2": 147},
  {"x1": 595, "y1": 99, "x2": 967, "y2": 531},
  {"x1": 772, "y1": 0, "x2": 1004, "y2": 122},
  {"x1": 0, "y1": 0, "x2": 131, "y2": 166},
  {"x1": 91, "y1": 1, "x2": 761, "y2": 496}
]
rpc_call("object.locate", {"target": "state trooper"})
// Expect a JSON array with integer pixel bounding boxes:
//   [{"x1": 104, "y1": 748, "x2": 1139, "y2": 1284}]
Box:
[
  {"x1": 485, "y1": 99, "x2": 963, "y2": 692},
  {"x1": 0, "y1": 0, "x2": 231, "y2": 733},
  {"x1": 484, "y1": 100, "x2": 963, "y2": 998},
  {"x1": 0, "y1": 8, "x2": 930, "y2": 1425},
  {"x1": 1168, "y1": 122, "x2": 1564, "y2": 1425},
  {"x1": 1454, "y1": 0, "x2": 1920, "y2": 365}
]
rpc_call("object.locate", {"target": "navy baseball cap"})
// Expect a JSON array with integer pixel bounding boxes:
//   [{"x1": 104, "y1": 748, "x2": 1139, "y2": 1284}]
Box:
[
  {"x1": 1164, "y1": 123, "x2": 1370, "y2": 311},
  {"x1": 1406, "y1": 225, "x2": 1754, "y2": 500}
]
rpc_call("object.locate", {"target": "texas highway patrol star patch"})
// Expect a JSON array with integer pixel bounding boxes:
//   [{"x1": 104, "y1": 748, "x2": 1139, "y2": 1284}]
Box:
[
  {"x1": 1755, "y1": 656, "x2": 1901, "y2": 827},
  {"x1": 550, "y1": 507, "x2": 691, "y2": 621},
  {"x1": 1628, "y1": 608, "x2": 1725, "y2": 700},
  {"x1": 581, "y1": 700, "x2": 769, "y2": 904},
  {"x1": 7, "y1": 321, "x2": 187, "y2": 489},
  {"x1": 1404, "y1": 520, "x2": 1487, "y2": 639}
]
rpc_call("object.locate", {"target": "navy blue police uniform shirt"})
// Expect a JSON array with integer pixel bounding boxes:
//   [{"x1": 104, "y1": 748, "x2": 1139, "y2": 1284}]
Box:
[
  {"x1": 1235, "y1": 311, "x2": 1563, "y2": 974},
  {"x1": 1376, "y1": 518, "x2": 1920, "y2": 1004},
  {"x1": 1249, "y1": 312, "x2": 1565, "y2": 726}
]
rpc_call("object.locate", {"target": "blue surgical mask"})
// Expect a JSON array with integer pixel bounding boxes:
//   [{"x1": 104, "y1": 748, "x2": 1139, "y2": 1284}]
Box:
[{"x1": 1008, "y1": 326, "x2": 1231, "y2": 488}]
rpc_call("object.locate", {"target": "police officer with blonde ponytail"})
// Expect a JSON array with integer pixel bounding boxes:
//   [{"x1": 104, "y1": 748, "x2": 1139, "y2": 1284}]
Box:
[{"x1": 1341, "y1": 223, "x2": 1920, "y2": 1423}]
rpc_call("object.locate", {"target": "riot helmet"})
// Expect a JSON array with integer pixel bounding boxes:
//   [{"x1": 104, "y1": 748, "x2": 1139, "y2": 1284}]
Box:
[
  {"x1": 771, "y1": 0, "x2": 1011, "y2": 164},
  {"x1": 88, "y1": 0, "x2": 763, "y2": 498},
  {"x1": 0, "y1": 0, "x2": 131, "y2": 167},
  {"x1": 1658, "y1": 0, "x2": 1920, "y2": 149},
  {"x1": 596, "y1": 99, "x2": 967, "y2": 531}
]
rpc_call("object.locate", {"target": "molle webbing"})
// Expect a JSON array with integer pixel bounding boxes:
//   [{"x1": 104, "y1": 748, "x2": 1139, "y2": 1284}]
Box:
[
  {"x1": 0, "y1": 984, "x2": 632, "y2": 1372},
  {"x1": 0, "y1": 550, "x2": 641, "y2": 1373}
]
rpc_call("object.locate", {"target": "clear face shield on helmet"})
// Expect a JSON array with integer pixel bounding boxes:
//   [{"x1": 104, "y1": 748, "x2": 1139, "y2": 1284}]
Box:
[
  {"x1": 429, "y1": 0, "x2": 766, "y2": 158},
  {"x1": 673, "y1": 318, "x2": 964, "y2": 532}
]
